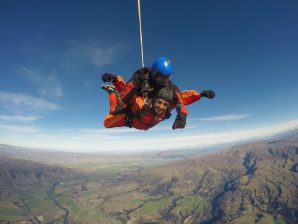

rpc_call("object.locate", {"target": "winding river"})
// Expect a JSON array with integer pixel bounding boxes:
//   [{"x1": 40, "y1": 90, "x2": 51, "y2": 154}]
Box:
[{"x1": 47, "y1": 182, "x2": 70, "y2": 224}]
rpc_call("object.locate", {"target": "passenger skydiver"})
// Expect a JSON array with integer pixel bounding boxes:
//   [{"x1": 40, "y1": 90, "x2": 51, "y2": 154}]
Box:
[{"x1": 101, "y1": 83, "x2": 215, "y2": 131}]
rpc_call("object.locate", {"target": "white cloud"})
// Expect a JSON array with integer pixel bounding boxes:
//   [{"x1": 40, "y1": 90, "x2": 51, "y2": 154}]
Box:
[
  {"x1": 0, "y1": 124, "x2": 41, "y2": 134},
  {"x1": 1, "y1": 119, "x2": 298, "y2": 153},
  {"x1": 0, "y1": 115, "x2": 40, "y2": 122},
  {"x1": 0, "y1": 92, "x2": 61, "y2": 112},
  {"x1": 196, "y1": 114, "x2": 251, "y2": 121},
  {"x1": 21, "y1": 67, "x2": 63, "y2": 98}
]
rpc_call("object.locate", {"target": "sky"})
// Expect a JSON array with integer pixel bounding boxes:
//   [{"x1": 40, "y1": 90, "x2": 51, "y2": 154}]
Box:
[{"x1": 0, "y1": 0, "x2": 298, "y2": 153}]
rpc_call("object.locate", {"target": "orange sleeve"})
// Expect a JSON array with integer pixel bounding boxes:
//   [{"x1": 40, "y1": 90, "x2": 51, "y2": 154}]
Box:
[
  {"x1": 174, "y1": 91, "x2": 188, "y2": 115},
  {"x1": 181, "y1": 90, "x2": 202, "y2": 105}
]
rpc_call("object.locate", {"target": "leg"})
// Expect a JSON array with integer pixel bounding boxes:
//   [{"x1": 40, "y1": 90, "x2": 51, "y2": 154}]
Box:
[
  {"x1": 102, "y1": 73, "x2": 126, "y2": 92},
  {"x1": 102, "y1": 84, "x2": 128, "y2": 114},
  {"x1": 113, "y1": 76, "x2": 126, "y2": 93},
  {"x1": 102, "y1": 85, "x2": 127, "y2": 128},
  {"x1": 113, "y1": 76, "x2": 136, "y2": 103},
  {"x1": 103, "y1": 113, "x2": 127, "y2": 128}
]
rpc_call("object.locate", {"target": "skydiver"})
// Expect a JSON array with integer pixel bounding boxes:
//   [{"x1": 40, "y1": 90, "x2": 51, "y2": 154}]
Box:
[{"x1": 101, "y1": 57, "x2": 190, "y2": 129}]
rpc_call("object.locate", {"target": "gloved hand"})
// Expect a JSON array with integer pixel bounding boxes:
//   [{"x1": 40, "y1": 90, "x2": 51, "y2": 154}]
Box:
[
  {"x1": 172, "y1": 114, "x2": 186, "y2": 129},
  {"x1": 201, "y1": 90, "x2": 215, "y2": 99},
  {"x1": 172, "y1": 104, "x2": 187, "y2": 129},
  {"x1": 102, "y1": 73, "x2": 117, "y2": 83}
]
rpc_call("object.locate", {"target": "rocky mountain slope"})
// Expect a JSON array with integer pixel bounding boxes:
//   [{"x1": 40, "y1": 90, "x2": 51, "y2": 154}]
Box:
[
  {"x1": 91, "y1": 136, "x2": 298, "y2": 223},
  {"x1": 0, "y1": 156, "x2": 76, "y2": 197},
  {"x1": 0, "y1": 156, "x2": 78, "y2": 224}
]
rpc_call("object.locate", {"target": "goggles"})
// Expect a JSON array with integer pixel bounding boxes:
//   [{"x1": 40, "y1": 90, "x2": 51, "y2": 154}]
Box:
[{"x1": 153, "y1": 69, "x2": 172, "y2": 86}]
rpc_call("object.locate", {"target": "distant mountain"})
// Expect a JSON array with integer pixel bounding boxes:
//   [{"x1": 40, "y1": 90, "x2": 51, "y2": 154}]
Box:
[
  {"x1": 268, "y1": 126, "x2": 298, "y2": 141},
  {"x1": 0, "y1": 143, "x2": 214, "y2": 168},
  {"x1": 0, "y1": 156, "x2": 76, "y2": 197},
  {"x1": 1, "y1": 127, "x2": 298, "y2": 166}
]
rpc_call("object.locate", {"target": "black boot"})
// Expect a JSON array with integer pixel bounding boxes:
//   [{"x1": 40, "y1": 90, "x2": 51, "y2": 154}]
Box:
[
  {"x1": 101, "y1": 73, "x2": 117, "y2": 83},
  {"x1": 101, "y1": 84, "x2": 116, "y2": 94}
]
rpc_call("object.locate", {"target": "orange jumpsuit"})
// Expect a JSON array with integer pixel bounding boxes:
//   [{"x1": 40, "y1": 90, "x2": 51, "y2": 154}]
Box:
[
  {"x1": 103, "y1": 76, "x2": 202, "y2": 130},
  {"x1": 104, "y1": 93, "x2": 166, "y2": 130}
]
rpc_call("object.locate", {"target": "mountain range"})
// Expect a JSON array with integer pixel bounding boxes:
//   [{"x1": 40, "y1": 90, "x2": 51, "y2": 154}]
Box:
[{"x1": 0, "y1": 131, "x2": 297, "y2": 223}]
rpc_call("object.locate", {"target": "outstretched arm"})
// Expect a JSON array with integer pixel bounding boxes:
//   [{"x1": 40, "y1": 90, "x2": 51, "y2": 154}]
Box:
[
  {"x1": 181, "y1": 90, "x2": 215, "y2": 105},
  {"x1": 172, "y1": 89, "x2": 215, "y2": 129}
]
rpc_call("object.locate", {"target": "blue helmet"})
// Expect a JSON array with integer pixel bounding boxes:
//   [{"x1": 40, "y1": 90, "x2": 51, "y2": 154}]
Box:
[{"x1": 151, "y1": 57, "x2": 173, "y2": 86}]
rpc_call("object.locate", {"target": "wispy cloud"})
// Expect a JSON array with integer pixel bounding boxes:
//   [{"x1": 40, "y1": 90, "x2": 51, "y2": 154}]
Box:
[
  {"x1": 92, "y1": 45, "x2": 121, "y2": 67},
  {"x1": 21, "y1": 67, "x2": 63, "y2": 98},
  {"x1": 196, "y1": 114, "x2": 251, "y2": 121},
  {"x1": 0, "y1": 92, "x2": 61, "y2": 112},
  {"x1": 65, "y1": 41, "x2": 123, "y2": 68},
  {"x1": 1, "y1": 119, "x2": 298, "y2": 153},
  {"x1": 0, "y1": 124, "x2": 41, "y2": 134},
  {"x1": 0, "y1": 115, "x2": 40, "y2": 122}
]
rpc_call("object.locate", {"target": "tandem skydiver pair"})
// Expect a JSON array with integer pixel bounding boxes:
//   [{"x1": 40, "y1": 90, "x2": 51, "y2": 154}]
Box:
[{"x1": 101, "y1": 56, "x2": 215, "y2": 131}]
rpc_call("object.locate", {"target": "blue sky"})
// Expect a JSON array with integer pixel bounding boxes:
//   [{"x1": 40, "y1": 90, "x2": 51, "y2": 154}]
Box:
[{"x1": 0, "y1": 0, "x2": 298, "y2": 153}]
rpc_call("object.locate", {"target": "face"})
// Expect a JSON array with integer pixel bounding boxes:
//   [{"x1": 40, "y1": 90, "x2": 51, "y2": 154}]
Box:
[
  {"x1": 154, "y1": 98, "x2": 170, "y2": 115},
  {"x1": 155, "y1": 73, "x2": 171, "y2": 86}
]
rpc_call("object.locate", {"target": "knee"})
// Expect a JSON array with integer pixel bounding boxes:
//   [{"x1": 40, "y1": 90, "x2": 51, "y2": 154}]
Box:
[{"x1": 103, "y1": 120, "x2": 112, "y2": 128}]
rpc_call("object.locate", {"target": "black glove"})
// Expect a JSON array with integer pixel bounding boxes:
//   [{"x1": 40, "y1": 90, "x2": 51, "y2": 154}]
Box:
[
  {"x1": 102, "y1": 73, "x2": 117, "y2": 83},
  {"x1": 201, "y1": 90, "x2": 215, "y2": 99},
  {"x1": 172, "y1": 104, "x2": 187, "y2": 129},
  {"x1": 172, "y1": 114, "x2": 186, "y2": 129}
]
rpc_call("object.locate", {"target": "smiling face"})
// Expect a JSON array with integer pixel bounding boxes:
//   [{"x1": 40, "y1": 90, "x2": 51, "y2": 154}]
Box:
[{"x1": 153, "y1": 98, "x2": 170, "y2": 115}]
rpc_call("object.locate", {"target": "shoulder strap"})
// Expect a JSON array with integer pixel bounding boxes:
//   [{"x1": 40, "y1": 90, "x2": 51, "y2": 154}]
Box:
[
  {"x1": 140, "y1": 70, "x2": 153, "y2": 103},
  {"x1": 124, "y1": 105, "x2": 134, "y2": 128}
]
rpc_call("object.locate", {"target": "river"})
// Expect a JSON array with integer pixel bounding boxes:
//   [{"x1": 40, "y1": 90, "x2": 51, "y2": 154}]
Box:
[{"x1": 47, "y1": 182, "x2": 70, "y2": 224}]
